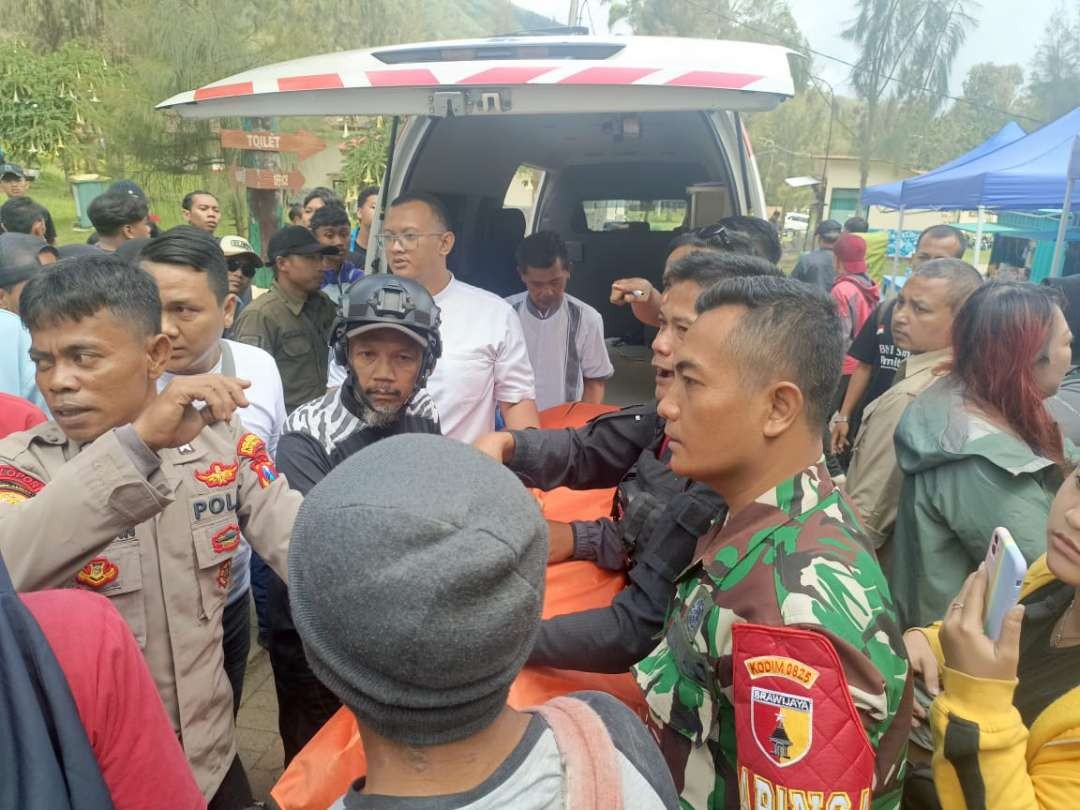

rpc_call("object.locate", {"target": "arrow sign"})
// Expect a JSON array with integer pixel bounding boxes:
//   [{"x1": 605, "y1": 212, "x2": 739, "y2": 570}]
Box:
[
  {"x1": 220, "y1": 129, "x2": 326, "y2": 160},
  {"x1": 228, "y1": 166, "x2": 305, "y2": 191}
]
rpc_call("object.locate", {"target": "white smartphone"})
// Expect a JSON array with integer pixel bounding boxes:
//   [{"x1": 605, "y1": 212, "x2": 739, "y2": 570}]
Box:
[{"x1": 983, "y1": 527, "x2": 1028, "y2": 641}]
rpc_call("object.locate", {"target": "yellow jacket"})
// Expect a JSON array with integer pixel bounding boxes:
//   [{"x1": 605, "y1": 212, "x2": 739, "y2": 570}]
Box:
[{"x1": 919, "y1": 556, "x2": 1080, "y2": 810}]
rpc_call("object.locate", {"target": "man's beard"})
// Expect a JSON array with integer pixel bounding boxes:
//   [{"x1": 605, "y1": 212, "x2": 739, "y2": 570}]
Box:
[{"x1": 357, "y1": 389, "x2": 405, "y2": 427}]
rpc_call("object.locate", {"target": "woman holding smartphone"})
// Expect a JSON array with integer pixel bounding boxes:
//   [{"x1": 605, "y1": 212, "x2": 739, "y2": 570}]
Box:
[
  {"x1": 891, "y1": 282, "x2": 1073, "y2": 629},
  {"x1": 904, "y1": 466, "x2": 1080, "y2": 809}
]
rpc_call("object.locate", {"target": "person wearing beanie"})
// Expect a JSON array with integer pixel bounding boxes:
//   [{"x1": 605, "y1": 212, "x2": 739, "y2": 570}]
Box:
[
  {"x1": 289, "y1": 434, "x2": 679, "y2": 809},
  {"x1": 268, "y1": 274, "x2": 443, "y2": 763},
  {"x1": 0, "y1": 233, "x2": 56, "y2": 411}
]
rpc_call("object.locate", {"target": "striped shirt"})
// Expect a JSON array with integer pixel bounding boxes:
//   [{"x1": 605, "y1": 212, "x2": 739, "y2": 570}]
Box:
[
  {"x1": 506, "y1": 292, "x2": 613, "y2": 411},
  {"x1": 286, "y1": 386, "x2": 439, "y2": 456}
]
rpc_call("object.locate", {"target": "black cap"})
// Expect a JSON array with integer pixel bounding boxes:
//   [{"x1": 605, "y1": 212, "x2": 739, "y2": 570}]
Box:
[
  {"x1": 0, "y1": 233, "x2": 56, "y2": 287},
  {"x1": 108, "y1": 179, "x2": 147, "y2": 200},
  {"x1": 1, "y1": 163, "x2": 26, "y2": 181},
  {"x1": 816, "y1": 219, "x2": 842, "y2": 237},
  {"x1": 267, "y1": 225, "x2": 337, "y2": 263}
]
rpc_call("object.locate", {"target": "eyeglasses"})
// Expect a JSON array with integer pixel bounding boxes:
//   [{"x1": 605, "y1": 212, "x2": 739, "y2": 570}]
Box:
[{"x1": 375, "y1": 232, "x2": 446, "y2": 251}]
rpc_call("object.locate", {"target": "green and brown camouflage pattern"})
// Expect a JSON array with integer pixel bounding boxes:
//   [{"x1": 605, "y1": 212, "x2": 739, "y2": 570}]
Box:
[{"x1": 634, "y1": 463, "x2": 912, "y2": 809}]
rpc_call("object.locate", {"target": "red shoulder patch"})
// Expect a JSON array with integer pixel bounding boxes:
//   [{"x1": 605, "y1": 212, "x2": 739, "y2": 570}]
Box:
[
  {"x1": 236, "y1": 433, "x2": 267, "y2": 461},
  {"x1": 76, "y1": 557, "x2": 119, "y2": 589},
  {"x1": 733, "y1": 623, "x2": 874, "y2": 809},
  {"x1": 236, "y1": 432, "x2": 277, "y2": 489},
  {"x1": 0, "y1": 465, "x2": 44, "y2": 505}
]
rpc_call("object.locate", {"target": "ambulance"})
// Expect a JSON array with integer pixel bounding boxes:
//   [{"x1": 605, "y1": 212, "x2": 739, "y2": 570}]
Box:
[{"x1": 159, "y1": 32, "x2": 795, "y2": 342}]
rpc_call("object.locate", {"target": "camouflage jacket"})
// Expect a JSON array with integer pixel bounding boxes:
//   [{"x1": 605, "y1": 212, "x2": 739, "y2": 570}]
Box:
[{"x1": 634, "y1": 463, "x2": 912, "y2": 810}]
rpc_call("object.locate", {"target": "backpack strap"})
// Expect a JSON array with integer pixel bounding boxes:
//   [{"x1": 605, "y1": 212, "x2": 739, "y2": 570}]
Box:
[{"x1": 530, "y1": 697, "x2": 624, "y2": 810}]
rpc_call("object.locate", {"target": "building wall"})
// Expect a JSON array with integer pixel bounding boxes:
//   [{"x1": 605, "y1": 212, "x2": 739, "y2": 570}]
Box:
[{"x1": 812, "y1": 156, "x2": 980, "y2": 231}]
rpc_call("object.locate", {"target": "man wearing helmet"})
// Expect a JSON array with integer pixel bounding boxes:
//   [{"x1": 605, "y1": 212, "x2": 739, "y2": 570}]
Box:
[{"x1": 269, "y1": 273, "x2": 443, "y2": 761}]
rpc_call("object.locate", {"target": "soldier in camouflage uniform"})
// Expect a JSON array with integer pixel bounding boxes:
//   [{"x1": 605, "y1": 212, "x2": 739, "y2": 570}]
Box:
[{"x1": 634, "y1": 276, "x2": 912, "y2": 809}]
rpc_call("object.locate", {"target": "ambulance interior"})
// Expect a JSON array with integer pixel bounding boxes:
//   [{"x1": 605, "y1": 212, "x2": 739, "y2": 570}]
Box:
[{"x1": 395, "y1": 109, "x2": 742, "y2": 348}]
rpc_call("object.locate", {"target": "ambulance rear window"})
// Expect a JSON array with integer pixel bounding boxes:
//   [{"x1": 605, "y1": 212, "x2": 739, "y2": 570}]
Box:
[{"x1": 581, "y1": 199, "x2": 687, "y2": 233}]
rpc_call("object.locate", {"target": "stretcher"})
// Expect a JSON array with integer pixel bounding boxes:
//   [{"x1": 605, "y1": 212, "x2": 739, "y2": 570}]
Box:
[{"x1": 271, "y1": 402, "x2": 648, "y2": 810}]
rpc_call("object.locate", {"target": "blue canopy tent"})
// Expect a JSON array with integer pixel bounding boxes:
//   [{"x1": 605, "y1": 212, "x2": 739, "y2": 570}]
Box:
[
  {"x1": 861, "y1": 121, "x2": 1026, "y2": 208},
  {"x1": 901, "y1": 107, "x2": 1080, "y2": 277},
  {"x1": 863, "y1": 108, "x2": 1080, "y2": 278},
  {"x1": 901, "y1": 107, "x2": 1080, "y2": 210}
]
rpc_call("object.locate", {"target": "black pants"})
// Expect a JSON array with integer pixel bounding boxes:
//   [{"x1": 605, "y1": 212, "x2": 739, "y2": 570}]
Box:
[
  {"x1": 222, "y1": 590, "x2": 252, "y2": 717},
  {"x1": 208, "y1": 754, "x2": 254, "y2": 810},
  {"x1": 266, "y1": 570, "x2": 341, "y2": 764}
]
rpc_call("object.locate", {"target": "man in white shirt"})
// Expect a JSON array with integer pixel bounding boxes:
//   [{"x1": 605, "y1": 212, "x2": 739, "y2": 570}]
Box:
[
  {"x1": 506, "y1": 231, "x2": 612, "y2": 410},
  {"x1": 376, "y1": 191, "x2": 538, "y2": 441},
  {"x1": 138, "y1": 226, "x2": 287, "y2": 716}
]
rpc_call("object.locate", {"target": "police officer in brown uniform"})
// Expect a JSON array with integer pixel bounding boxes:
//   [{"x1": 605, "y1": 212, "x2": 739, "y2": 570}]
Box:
[{"x1": 0, "y1": 253, "x2": 302, "y2": 809}]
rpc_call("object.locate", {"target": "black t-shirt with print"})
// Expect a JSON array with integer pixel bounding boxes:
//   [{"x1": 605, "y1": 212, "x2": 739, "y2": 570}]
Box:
[{"x1": 847, "y1": 298, "x2": 911, "y2": 408}]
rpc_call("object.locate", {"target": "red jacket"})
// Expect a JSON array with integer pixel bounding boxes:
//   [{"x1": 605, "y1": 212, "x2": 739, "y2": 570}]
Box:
[
  {"x1": 0, "y1": 393, "x2": 46, "y2": 439},
  {"x1": 831, "y1": 273, "x2": 880, "y2": 375},
  {"x1": 22, "y1": 590, "x2": 206, "y2": 810}
]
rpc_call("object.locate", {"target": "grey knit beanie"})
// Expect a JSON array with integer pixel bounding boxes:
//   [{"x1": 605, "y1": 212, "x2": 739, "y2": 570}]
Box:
[{"x1": 289, "y1": 433, "x2": 549, "y2": 746}]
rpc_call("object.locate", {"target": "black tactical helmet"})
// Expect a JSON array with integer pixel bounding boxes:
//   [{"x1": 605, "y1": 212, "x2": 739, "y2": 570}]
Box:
[{"x1": 331, "y1": 274, "x2": 442, "y2": 388}]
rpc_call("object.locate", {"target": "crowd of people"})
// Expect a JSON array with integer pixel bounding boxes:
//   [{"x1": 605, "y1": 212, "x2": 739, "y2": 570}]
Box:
[{"x1": 0, "y1": 161, "x2": 1079, "y2": 810}]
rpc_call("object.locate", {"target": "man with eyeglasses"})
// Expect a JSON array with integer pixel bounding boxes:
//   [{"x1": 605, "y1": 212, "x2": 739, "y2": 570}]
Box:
[{"x1": 372, "y1": 191, "x2": 537, "y2": 441}]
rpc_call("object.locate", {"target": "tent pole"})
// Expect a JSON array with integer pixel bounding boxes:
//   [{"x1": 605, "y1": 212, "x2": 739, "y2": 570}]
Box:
[
  {"x1": 890, "y1": 206, "x2": 905, "y2": 297},
  {"x1": 974, "y1": 206, "x2": 985, "y2": 270},
  {"x1": 1051, "y1": 177, "x2": 1075, "y2": 278}
]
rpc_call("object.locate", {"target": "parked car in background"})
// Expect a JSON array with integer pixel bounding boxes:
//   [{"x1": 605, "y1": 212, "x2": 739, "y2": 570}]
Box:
[{"x1": 783, "y1": 211, "x2": 810, "y2": 235}]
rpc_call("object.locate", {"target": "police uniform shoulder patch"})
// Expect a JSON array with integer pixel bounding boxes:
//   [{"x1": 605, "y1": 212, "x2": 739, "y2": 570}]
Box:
[
  {"x1": 76, "y1": 557, "x2": 119, "y2": 589},
  {"x1": 211, "y1": 524, "x2": 241, "y2": 555},
  {"x1": 195, "y1": 461, "x2": 239, "y2": 488},
  {"x1": 236, "y1": 433, "x2": 267, "y2": 460},
  {"x1": 0, "y1": 465, "x2": 44, "y2": 505},
  {"x1": 236, "y1": 433, "x2": 278, "y2": 489}
]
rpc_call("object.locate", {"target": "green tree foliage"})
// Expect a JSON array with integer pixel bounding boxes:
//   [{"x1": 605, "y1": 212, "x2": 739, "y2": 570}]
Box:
[
  {"x1": 0, "y1": 40, "x2": 123, "y2": 169},
  {"x1": 1026, "y1": 2, "x2": 1080, "y2": 121},
  {"x1": 603, "y1": 0, "x2": 810, "y2": 87},
  {"x1": 841, "y1": 0, "x2": 979, "y2": 208},
  {"x1": 341, "y1": 117, "x2": 391, "y2": 189},
  {"x1": 748, "y1": 91, "x2": 858, "y2": 211},
  {"x1": 0, "y1": 0, "x2": 106, "y2": 50}
]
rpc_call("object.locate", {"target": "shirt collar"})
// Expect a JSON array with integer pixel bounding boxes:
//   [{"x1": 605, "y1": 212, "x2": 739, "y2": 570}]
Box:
[
  {"x1": 524, "y1": 295, "x2": 564, "y2": 320},
  {"x1": 898, "y1": 347, "x2": 950, "y2": 380},
  {"x1": 272, "y1": 280, "x2": 308, "y2": 316},
  {"x1": 693, "y1": 461, "x2": 835, "y2": 568}
]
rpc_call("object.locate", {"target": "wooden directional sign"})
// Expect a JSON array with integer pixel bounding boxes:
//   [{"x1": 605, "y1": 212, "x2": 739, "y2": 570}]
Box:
[
  {"x1": 219, "y1": 129, "x2": 326, "y2": 160},
  {"x1": 228, "y1": 165, "x2": 305, "y2": 191}
]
